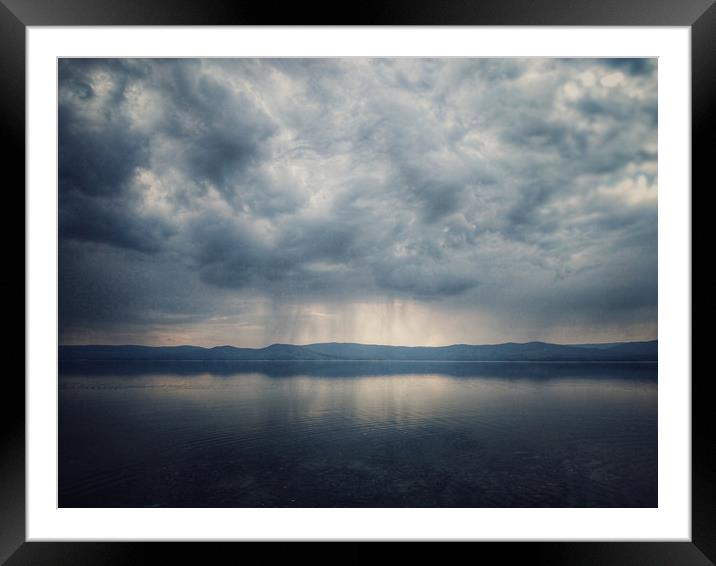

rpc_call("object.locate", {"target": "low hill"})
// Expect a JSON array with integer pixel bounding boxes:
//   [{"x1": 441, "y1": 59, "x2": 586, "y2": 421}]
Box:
[{"x1": 59, "y1": 340, "x2": 657, "y2": 362}]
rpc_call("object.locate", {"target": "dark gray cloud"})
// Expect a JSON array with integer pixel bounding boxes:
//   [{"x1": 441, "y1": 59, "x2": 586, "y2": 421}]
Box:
[
  {"x1": 602, "y1": 58, "x2": 654, "y2": 75},
  {"x1": 58, "y1": 58, "x2": 657, "y2": 346}
]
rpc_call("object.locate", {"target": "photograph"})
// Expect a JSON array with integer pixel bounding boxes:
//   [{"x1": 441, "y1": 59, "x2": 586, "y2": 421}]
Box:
[{"x1": 56, "y1": 57, "x2": 659, "y2": 509}]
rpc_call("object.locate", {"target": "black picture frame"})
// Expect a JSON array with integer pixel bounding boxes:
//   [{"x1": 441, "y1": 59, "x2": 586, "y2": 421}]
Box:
[{"x1": 4, "y1": 0, "x2": 707, "y2": 562}]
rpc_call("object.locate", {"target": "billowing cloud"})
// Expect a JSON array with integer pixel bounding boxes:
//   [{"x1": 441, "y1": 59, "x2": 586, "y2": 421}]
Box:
[{"x1": 59, "y1": 58, "x2": 657, "y2": 347}]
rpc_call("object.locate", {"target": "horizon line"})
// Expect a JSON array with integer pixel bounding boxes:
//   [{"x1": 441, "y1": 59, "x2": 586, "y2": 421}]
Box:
[{"x1": 59, "y1": 338, "x2": 659, "y2": 350}]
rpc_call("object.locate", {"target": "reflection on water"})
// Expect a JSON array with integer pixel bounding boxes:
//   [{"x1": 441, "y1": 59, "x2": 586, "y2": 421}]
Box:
[{"x1": 59, "y1": 361, "x2": 657, "y2": 508}]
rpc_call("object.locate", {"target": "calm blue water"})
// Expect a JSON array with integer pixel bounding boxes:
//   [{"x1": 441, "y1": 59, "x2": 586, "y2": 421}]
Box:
[{"x1": 59, "y1": 361, "x2": 657, "y2": 507}]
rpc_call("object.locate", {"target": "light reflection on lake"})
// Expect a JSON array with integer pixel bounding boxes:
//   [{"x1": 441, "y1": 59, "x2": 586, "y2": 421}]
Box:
[{"x1": 59, "y1": 361, "x2": 657, "y2": 508}]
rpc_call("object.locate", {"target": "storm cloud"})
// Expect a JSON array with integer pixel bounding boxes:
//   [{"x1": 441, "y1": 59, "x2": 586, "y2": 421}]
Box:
[{"x1": 59, "y1": 58, "x2": 657, "y2": 346}]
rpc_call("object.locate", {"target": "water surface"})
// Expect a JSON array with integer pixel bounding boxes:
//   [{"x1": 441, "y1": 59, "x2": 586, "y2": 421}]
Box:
[{"x1": 59, "y1": 361, "x2": 657, "y2": 507}]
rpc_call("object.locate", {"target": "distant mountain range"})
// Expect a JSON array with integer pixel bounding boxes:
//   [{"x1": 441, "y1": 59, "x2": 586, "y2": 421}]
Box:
[{"x1": 59, "y1": 340, "x2": 657, "y2": 362}]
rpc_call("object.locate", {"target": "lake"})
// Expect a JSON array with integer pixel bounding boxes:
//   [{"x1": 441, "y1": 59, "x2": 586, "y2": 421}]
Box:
[{"x1": 59, "y1": 361, "x2": 657, "y2": 507}]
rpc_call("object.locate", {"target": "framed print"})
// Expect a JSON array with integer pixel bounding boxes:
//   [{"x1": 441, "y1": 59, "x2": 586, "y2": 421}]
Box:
[{"x1": 5, "y1": 0, "x2": 709, "y2": 563}]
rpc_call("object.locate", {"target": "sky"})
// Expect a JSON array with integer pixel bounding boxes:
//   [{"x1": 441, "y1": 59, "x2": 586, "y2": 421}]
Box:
[{"x1": 58, "y1": 58, "x2": 657, "y2": 347}]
